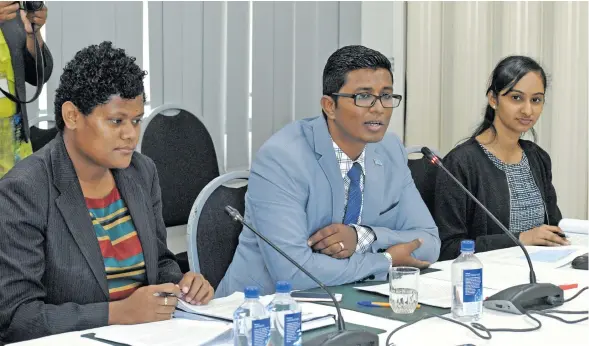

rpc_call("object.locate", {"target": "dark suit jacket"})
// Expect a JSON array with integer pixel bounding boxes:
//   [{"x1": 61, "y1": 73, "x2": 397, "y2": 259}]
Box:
[
  {"x1": 0, "y1": 13, "x2": 53, "y2": 141},
  {"x1": 0, "y1": 133, "x2": 183, "y2": 343}
]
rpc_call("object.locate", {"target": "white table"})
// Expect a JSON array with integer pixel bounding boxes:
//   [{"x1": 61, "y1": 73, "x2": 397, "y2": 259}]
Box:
[
  {"x1": 9, "y1": 244, "x2": 589, "y2": 346},
  {"x1": 10, "y1": 298, "x2": 588, "y2": 346}
]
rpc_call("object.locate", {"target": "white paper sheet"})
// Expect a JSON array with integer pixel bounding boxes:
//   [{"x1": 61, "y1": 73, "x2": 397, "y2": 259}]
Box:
[
  {"x1": 94, "y1": 319, "x2": 232, "y2": 346},
  {"x1": 565, "y1": 233, "x2": 589, "y2": 247},
  {"x1": 355, "y1": 277, "x2": 499, "y2": 308},
  {"x1": 471, "y1": 245, "x2": 588, "y2": 269},
  {"x1": 301, "y1": 313, "x2": 337, "y2": 332},
  {"x1": 176, "y1": 292, "x2": 263, "y2": 321},
  {"x1": 559, "y1": 218, "x2": 589, "y2": 235},
  {"x1": 423, "y1": 262, "x2": 587, "y2": 293}
]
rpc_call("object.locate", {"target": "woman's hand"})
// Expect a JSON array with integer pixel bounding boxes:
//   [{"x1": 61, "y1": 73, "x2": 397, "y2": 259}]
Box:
[
  {"x1": 519, "y1": 225, "x2": 570, "y2": 246},
  {"x1": 178, "y1": 271, "x2": 215, "y2": 305}
]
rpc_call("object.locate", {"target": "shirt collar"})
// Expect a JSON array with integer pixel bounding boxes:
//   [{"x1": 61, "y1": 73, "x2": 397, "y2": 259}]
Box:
[{"x1": 331, "y1": 138, "x2": 366, "y2": 177}]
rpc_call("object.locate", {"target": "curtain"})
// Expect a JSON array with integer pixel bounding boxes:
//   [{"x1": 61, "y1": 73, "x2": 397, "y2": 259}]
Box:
[{"x1": 405, "y1": 1, "x2": 588, "y2": 219}]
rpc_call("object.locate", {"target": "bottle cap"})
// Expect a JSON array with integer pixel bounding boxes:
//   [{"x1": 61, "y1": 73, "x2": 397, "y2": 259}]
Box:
[
  {"x1": 460, "y1": 240, "x2": 475, "y2": 252},
  {"x1": 244, "y1": 286, "x2": 260, "y2": 299},
  {"x1": 275, "y1": 281, "x2": 291, "y2": 293}
]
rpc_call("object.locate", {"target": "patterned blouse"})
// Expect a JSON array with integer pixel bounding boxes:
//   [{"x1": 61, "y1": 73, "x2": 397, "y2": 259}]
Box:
[{"x1": 479, "y1": 144, "x2": 545, "y2": 233}]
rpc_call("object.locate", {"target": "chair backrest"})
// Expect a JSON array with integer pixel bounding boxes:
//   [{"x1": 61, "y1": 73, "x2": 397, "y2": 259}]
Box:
[
  {"x1": 139, "y1": 104, "x2": 220, "y2": 227},
  {"x1": 29, "y1": 116, "x2": 58, "y2": 152},
  {"x1": 187, "y1": 171, "x2": 249, "y2": 290},
  {"x1": 406, "y1": 146, "x2": 443, "y2": 215}
]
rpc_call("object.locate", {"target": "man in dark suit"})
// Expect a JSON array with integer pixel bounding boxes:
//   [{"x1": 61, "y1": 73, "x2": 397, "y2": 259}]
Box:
[{"x1": 0, "y1": 41, "x2": 214, "y2": 343}]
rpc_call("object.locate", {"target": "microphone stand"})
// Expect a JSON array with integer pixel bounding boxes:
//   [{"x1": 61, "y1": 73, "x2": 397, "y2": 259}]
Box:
[
  {"x1": 422, "y1": 147, "x2": 564, "y2": 314},
  {"x1": 225, "y1": 205, "x2": 380, "y2": 346}
]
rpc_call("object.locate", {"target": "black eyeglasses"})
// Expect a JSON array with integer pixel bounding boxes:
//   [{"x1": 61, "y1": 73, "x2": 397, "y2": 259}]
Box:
[{"x1": 331, "y1": 92, "x2": 402, "y2": 108}]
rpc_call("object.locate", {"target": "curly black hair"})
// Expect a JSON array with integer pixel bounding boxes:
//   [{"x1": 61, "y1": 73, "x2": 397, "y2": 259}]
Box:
[{"x1": 54, "y1": 41, "x2": 147, "y2": 131}]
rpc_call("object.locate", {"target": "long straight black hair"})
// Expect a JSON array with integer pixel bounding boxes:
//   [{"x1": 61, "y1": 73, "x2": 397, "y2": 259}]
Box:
[{"x1": 471, "y1": 56, "x2": 548, "y2": 141}]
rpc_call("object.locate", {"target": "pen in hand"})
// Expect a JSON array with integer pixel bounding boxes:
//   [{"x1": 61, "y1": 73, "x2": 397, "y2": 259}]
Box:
[{"x1": 153, "y1": 292, "x2": 184, "y2": 298}]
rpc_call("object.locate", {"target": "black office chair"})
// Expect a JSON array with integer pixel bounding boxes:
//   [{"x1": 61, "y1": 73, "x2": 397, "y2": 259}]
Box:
[
  {"x1": 139, "y1": 104, "x2": 220, "y2": 273},
  {"x1": 406, "y1": 146, "x2": 443, "y2": 215},
  {"x1": 187, "y1": 171, "x2": 248, "y2": 290},
  {"x1": 29, "y1": 117, "x2": 58, "y2": 152}
]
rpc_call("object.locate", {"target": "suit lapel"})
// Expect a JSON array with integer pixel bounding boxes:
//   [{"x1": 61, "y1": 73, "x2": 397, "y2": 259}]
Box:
[
  {"x1": 311, "y1": 117, "x2": 345, "y2": 223},
  {"x1": 362, "y1": 144, "x2": 385, "y2": 224},
  {"x1": 51, "y1": 134, "x2": 109, "y2": 299},
  {"x1": 113, "y1": 169, "x2": 158, "y2": 285}
]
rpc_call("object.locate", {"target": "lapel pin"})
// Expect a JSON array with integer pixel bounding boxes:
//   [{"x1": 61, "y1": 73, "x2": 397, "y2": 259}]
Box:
[{"x1": 374, "y1": 159, "x2": 382, "y2": 166}]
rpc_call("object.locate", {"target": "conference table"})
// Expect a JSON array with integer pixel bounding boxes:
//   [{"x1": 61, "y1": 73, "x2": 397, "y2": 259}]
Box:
[{"x1": 9, "y1": 244, "x2": 589, "y2": 346}]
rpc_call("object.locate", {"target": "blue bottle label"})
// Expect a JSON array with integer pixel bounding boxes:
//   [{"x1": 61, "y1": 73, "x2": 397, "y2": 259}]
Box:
[
  {"x1": 283, "y1": 312, "x2": 302, "y2": 346},
  {"x1": 462, "y1": 268, "x2": 483, "y2": 315},
  {"x1": 252, "y1": 317, "x2": 270, "y2": 346}
]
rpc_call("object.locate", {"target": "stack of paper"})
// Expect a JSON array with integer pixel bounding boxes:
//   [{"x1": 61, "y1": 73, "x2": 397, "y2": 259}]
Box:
[
  {"x1": 176, "y1": 292, "x2": 260, "y2": 321},
  {"x1": 559, "y1": 218, "x2": 589, "y2": 247},
  {"x1": 176, "y1": 292, "x2": 336, "y2": 332},
  {"x1": 559, "y1": 218, "x2": 589, "y2": 234}
]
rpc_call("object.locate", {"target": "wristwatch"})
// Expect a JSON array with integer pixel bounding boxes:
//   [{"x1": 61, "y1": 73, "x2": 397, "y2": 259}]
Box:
[{"x1": 382, "y1": 251, "x2": 393, "y2": 267}]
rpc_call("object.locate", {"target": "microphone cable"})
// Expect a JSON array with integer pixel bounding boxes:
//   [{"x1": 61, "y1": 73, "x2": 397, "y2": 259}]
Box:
[{"x1": 386, "y1": 286, "x2": 588, "y2": 346}]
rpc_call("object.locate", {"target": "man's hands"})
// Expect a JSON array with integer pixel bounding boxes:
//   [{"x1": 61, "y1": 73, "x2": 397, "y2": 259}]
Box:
[
  {"x1": 308, "y1": 224, "x2": 430, "y2": 269},
  {"x1": 519, "y1": 225, "x2": 570, "y2": 246},
  {"x1": 308, "y1": 223, "x2": 358, "y2": 259},
  {"x1": 109, "y1": 283, "x2": 180, "y2": 325},
  {"x1": 178, "y1": 271, "x2": 214, "y2": 306},
  {"x1": 386, "y1": 239, "x2": 430, "y2": 269}
]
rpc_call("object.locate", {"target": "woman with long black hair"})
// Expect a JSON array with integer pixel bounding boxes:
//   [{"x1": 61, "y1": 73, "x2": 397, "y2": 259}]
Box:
[{"x1": 434, "y1": 55, "x2": 569, "y2": 261}]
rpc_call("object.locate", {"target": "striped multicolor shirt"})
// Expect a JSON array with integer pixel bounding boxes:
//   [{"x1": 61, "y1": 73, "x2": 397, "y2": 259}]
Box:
[{"x1": 86, "y1": 187, "x2": 147, "y2": 301}]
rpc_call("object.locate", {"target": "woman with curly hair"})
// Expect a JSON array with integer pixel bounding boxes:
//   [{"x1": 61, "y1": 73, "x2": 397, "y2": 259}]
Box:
[{"x1": 0, "y1": 41, "x2": 214, "y2": 343}]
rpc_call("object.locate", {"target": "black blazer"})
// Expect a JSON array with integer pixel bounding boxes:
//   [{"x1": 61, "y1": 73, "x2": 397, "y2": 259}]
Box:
[
  {"x1": 0, "y1": 133, "x2": 182, "y2": 343},
  {"x1": 434, "y1": 138, "x2": 562, "y2": 261}
]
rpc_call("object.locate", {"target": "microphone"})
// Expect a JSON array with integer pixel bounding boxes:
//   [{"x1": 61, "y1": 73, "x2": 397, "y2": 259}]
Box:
[
  {"x1": 225, "y1": 205, "x2": 379, "y2": 346},
  {"x1": 421, "y1": 147, "x2": 564, "y2": 314}
]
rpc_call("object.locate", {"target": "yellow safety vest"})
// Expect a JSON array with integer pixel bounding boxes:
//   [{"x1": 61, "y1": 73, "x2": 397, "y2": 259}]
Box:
[{"x1": 0, "y1": 28, "x2": 17, "y2": 118}]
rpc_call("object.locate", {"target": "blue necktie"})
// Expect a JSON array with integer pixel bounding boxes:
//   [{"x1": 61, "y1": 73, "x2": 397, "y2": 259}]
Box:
[{"x1": 343, "y1": 162, "x2": 362, "y2": 225}]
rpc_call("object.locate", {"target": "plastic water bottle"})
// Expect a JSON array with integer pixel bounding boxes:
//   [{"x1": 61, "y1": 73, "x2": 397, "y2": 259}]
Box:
[
  {"x1": 233, "y1": 286, "x2": 271, "y2": 346},
  {"x1": 266, "y1": 281, "x2": 302, "y2": 346},
  {"x1": 451, "y1": 240, "x2": 483, "y2": 322}
]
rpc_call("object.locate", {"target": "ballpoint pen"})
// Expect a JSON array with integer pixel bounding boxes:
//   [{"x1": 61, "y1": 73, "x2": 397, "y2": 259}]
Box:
[{"x1": 357, "y1": 301, "x2": 420, "y2": 309}]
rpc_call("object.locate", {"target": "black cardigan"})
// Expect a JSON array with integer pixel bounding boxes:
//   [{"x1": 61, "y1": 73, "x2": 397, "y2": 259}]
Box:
[{"x1": 434, "y1": 138, "x2": 562, "y2": 261}]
